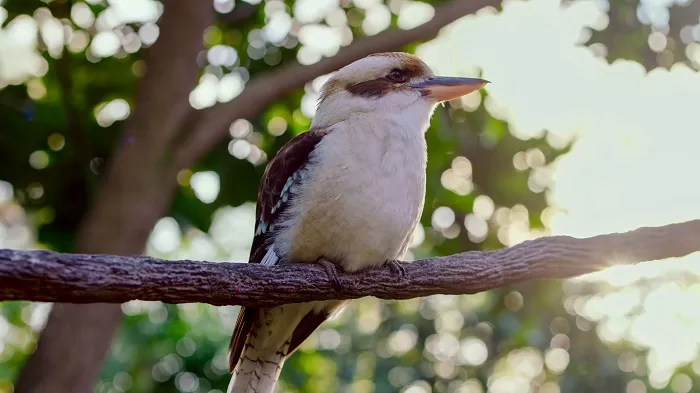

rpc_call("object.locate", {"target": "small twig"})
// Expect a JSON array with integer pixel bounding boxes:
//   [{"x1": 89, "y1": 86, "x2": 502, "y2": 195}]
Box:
[{"x1": 1, "y1": 219, "x2": 698, "y2": 307}]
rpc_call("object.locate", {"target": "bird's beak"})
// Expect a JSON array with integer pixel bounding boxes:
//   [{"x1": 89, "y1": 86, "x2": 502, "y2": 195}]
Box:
[{"x1": 410, "y1": 77, "x2": 489, "y2": 102}]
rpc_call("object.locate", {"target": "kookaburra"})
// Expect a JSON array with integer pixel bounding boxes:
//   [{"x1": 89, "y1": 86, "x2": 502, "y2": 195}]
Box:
[{"x1": 227, "y1": 52, "x2": 488, "y2": 393}]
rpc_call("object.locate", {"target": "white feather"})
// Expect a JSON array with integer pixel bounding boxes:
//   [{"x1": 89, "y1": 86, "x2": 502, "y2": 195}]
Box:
[
  {"x1": 274, "y1": 89, "x2": 434, "y2": 272},
  {"x1": 259, "y1": 245, "x2": 279, "y2": 266}
]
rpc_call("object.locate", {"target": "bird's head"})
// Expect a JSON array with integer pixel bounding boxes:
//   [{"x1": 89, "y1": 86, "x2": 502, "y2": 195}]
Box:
[{"x1": 312, "y1": 52, "x2": 488, "y2": 128}]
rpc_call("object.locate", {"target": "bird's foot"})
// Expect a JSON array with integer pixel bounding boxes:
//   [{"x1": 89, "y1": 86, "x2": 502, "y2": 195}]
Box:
[
  {"x1": 386, "y1": 259, "x2": 407, "y2": 283},
  {"x1": 318, "y1": 258, "x2": 343, "y2": 292}
]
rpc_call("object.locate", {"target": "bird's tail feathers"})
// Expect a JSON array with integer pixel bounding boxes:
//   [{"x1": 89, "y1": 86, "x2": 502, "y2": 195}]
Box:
[{"x1": 227, "y1": 341, "x2": 290, "y2": 393}]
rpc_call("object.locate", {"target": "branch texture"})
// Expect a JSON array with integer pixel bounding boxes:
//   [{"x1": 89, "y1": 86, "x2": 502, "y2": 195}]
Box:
[
  {"x1": 174, "y1": 0, "x2": 498, "y2": 168},
  {"x1": 2, "y1": 220, "x2": 698, "y2": 307}
]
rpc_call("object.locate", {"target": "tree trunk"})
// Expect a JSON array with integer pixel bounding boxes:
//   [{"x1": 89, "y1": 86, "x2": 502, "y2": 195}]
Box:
[{"x1": 13, "y1": 2, "x2": 213, "y2": 392}]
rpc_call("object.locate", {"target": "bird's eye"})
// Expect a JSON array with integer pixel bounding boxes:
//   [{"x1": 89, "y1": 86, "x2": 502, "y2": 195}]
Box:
[{"x1": 387, "y1": 69, "x2": 408, "y2": 83}]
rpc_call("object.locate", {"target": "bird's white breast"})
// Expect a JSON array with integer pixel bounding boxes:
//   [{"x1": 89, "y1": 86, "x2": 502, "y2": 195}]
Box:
[{"x1": 274, "y1": 112, "x2": 428, "y2": 272}]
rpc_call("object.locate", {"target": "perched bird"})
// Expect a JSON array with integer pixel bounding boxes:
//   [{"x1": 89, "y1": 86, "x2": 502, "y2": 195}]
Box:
[{"x1": 227, "y1": 52, "x2": 488, "y2": 393}]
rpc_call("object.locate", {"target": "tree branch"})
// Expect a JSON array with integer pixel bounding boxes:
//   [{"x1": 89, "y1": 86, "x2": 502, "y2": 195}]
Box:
[
  {"x1": 173, "y1": 0, "x2": 498, "y2": 169},
  {"x1": 218, "y1": 1, "x2": 258, "y2": 26},
  {"x1": 2, "y1": 220, "x2": 698, "y2": 307}
]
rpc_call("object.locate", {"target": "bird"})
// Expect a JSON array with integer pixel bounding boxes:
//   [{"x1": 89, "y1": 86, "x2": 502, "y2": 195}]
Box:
[{"x1": 227, "y1": 52, "x2": 488, "y2": 393}]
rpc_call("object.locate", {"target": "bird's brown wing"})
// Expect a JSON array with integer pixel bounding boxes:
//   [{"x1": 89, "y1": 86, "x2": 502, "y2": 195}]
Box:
[
  {"x1": 287, "y1": 309, "x2": 332, "y2": 356},
  {"x1": 228, "y1": 128, "x2": 332, "y2": 372}
]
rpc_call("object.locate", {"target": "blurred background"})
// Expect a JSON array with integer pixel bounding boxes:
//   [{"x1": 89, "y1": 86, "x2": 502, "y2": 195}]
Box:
[{"x1": 1, "y1": 0, "x2": 700, "y2": 392}]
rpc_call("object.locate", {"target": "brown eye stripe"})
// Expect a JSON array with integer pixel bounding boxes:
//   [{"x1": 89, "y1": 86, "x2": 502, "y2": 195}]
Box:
[
  {"x1": 346, "y1": 79, "x2": 394, "y2": 98},
  {"x1": 345, "y1": 63, "x2": 428, "y2": 98},
  {"x1": 323, "y1": 53, "x2": 433, "y2": 99}
]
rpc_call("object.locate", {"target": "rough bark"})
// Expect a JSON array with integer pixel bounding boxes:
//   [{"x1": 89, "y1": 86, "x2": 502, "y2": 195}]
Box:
[
  {"x1": 3, "y1": 219, "x2": 698, "y2": 307},
  {"x1": 173, "y1": 0, "x2": 499, "y2": 168},
  {"x1": 12, "y1": 2, "x2": 214, "y2": 392}
]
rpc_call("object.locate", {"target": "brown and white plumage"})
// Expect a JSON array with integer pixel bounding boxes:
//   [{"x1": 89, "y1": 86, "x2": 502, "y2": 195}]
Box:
[{"x1": 227, "y1": 52, "x2": 488, "y2": 393}]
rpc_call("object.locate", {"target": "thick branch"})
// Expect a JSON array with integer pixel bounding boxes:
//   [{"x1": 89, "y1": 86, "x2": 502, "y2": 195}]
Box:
[
  {"x1": 174, "y1": 0, "x2": 498, "y2": 168},
  {"x1": 2, "y1": 220, "x2": 698, "y2": 307}
]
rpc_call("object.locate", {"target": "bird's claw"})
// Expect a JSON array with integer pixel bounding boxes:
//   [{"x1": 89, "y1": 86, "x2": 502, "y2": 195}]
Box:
[
  {"x1": 319, "y1": 258, "x2": 343, "y2": 291},
  {"x1": 387, "y1": 260, "x2": 407, "y2": 283}
]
